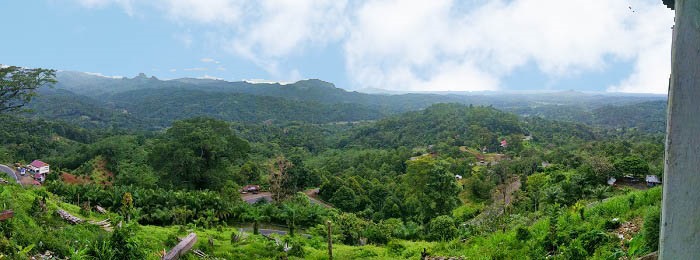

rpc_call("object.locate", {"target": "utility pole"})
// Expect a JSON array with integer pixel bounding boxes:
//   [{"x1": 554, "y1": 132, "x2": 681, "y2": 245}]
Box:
[
  {"x1": 327, "y1": 220, "x2": 333, "y2": 260},
  {"x1": 660, "y1": 0, "x2": 700, "y2": 259}
]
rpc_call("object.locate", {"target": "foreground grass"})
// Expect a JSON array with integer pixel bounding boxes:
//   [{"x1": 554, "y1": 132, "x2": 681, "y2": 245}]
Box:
[{"x1": 1, "y1": 184, "x2": 661, "y2": 259}]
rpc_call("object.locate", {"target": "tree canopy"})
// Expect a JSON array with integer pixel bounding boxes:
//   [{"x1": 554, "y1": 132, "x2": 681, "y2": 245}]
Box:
[
  {"x1": 150, "y1": 117, "x2": 250, "y2": 190},
  {"x1": 0, "y1": 66, "x2": 56, "y2": 113}
]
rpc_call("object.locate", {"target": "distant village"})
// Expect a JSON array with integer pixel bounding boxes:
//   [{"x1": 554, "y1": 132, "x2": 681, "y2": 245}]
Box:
[{"x1": 15, "y1": 160, "x2": 50, "y2": 186}]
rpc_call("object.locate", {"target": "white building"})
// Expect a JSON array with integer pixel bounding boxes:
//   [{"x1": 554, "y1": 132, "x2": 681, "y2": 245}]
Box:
[{"x1": 27, "y1": 160, "x2": 50, "y2": 175}]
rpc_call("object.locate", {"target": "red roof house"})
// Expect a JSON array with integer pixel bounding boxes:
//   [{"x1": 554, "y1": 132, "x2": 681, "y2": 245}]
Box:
[{"x1": 27, "y1": 160, "x2": 50, "y2": 175}]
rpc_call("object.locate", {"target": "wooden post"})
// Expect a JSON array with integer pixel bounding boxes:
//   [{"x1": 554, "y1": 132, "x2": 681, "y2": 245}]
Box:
[
  {"x1": 660, "y1": 0, "x2": 700, "y2": 259},
  {"x1": 327, "y1": 220, "x2": 333, "y2": 260},
  {"x1": 163, "y1": 233, "x2": 197, "y2": 260}
]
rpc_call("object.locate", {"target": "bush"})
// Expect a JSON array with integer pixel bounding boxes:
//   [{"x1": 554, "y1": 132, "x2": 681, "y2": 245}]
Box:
[
  {"x1": 515, "y1": 227, "x2": 531, "y2": 241},
  {"x1": 642, "y1": 207, "x2": 661, "y2": 251},
  {"x1": 387, "y1": 240, "x2": 406, "y2": 256},
  {"x1": 427, "y1": 215, "x2": 457, "y2": 241},
  {"x1": 603, "y1": 218, "x2": 621, "y2": 230}
]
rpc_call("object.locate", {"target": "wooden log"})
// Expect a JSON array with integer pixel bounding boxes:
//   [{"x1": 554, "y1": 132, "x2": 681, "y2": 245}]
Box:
[
  {"x1": 163, "y1": 233, "x2": 197, "y2": 260},
  {"x1": 0, "y1": 210, "x2": 13, "y2": 221},
  {"x1": 56, "y1": 209, "x2": 83, "y2": 224},
  {"x1": 95, "y1": 205, "x2": 107, "y2": 214}
]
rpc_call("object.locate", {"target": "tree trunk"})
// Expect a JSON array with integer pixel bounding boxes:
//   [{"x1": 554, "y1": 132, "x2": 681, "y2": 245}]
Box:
[{"x1": 327, "y1": 221, "x2": 333, "y2": 260}]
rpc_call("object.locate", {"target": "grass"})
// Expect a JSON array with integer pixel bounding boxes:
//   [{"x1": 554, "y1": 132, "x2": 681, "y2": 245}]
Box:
[{"x1": 0, "y1": 183, "x2": 663, "y2": 259}]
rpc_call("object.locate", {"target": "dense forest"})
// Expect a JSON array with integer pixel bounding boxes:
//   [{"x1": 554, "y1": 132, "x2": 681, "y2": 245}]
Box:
[{"x1": 0, "y1": 72, "x2": 667, "y2": 259}]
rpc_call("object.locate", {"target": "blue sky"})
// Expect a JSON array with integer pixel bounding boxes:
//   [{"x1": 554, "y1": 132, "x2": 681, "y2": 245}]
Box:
[{"x1": 0, "y1": 0, "x2": 674, "y2": 93}]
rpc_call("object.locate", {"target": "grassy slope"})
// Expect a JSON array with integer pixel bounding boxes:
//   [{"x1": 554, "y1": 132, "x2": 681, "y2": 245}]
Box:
[{"x1": 1, "y1": 183, "x2": 661, "y2": 259}]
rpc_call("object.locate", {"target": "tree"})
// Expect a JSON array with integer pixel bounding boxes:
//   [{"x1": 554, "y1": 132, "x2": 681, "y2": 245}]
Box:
[
  {"x1": 110, "y1": 223, "x2": 146, "y2": 260},
  {"x1": 239, "y1": 161, "x2": 262, "y2": 184},
  {"x1": 0, "y1": 66, "x2": 56, "y2": 113},
  {"x1": 120, "y1": 192, "x2": 135, "y2": 222},
  {"x1": 150, "y1": 118, "x2": 250, "y2": 190},
  {"x1": 614, "y1": 156, "x2": 649, "y2": 178},
  {"x1": 581, "y1": 157, "x2": 615, "y2": 183},
  {"x1": 242, "y1": 204, "x2": 270, "y2": 235},
  {"x1": 427, "y1": 215, "x2": 457, "y2": 241},
  {"x1": 330, "y1": 186, "x2": 359, "y2": 212},
  {"x1": 279, "y1": 198, "x2": 311, "y2": 237},
  {"x1": 526, "y1": 173, "x2": 549, "y2": 210},
  {"x1": 269, "y1": 156, "x2": 294, "y2": 202},
  {"x1": 402, "y1": 157, "x2": 461, "y2": 223}
]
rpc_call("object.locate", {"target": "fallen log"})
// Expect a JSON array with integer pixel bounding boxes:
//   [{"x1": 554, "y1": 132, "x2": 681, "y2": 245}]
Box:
[
  {"x1": 163, "y1": 233, "x2": 197, "y2": 260},
  {"x1": 56, "y1": 209, "x2": 83, "y2": 224},
  {"x1": 0, "y1": 210, "x2": 13, "y2": 221},
  {"x1": 95, "y1": 205, "x2": 107, "y2": 214}
]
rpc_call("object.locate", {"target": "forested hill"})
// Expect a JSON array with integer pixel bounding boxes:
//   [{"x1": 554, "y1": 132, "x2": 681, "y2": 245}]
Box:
[
  {"x1": 26, "y1": 88, "x2": 152, "y2": 130},
  {"x1": 55, "y1": 71, "x2": 462, "y2": 113},
  {"x1": 103, "y1": 88, "x2": 387, "y2": 126},
  {"x1": 339, "y1": 103, "x2": 525, "y2": 149},
  {"x1": 593, "y1": 100, "x2": 667, "y2": 133},
  {"x1": 56, "y1": 71, "x2": 665, "y2": 115},
  {"x1": 47, "y1": 71, "x2": 667, "y2": 133}
]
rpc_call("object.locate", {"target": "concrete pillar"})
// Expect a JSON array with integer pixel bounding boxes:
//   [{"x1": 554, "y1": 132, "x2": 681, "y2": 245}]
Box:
[{"x1": 660, "y1": 0, "x2": 700, "y2": 259}]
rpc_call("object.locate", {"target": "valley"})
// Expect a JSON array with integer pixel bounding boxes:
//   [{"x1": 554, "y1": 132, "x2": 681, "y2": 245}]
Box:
[{"x1": 0, "y1": 72, "x2": 666, "y2": 259}]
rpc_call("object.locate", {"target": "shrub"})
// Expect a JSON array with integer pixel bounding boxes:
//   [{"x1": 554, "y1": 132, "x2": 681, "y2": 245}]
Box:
[
  {"x1": 387, "y1": 240, "x2": 406, "y2": 256},
  {"x1": 428, "y1": 215, "x2": 457, "y2": 241},
  {"x1": 603, "y1": 218, "x2": 621, "y2": 230},
  {"x1": 515, "y1": 227, "x2": 531, "y2": 241},
  {"x1": 642, "y1": 207, "x2": 661, "y2": 251}
]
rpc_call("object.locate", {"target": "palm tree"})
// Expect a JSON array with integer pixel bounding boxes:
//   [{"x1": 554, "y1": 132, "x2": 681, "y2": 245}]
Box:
[
  {"x1": 590, "y1": 185, "x2": 610, "y2": 202},
  {"x1": 279, "y1": 202, "x2": 308, "y2": 237},
  {"x1": 242, "y1": 205, "x2": 269, "y2": 235}
]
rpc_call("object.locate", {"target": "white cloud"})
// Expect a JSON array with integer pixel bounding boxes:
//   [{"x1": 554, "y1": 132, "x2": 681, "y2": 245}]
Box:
[
  {"x1": 607, "y1": 3, "x2": 674, "y2": 93},
  {"x1": 222, "y1": 0, "x2": 348, "y2": 81},
  {"x1": 162, "y1": 0, "x2": 243, "y2": 25},
  {"x1": 183, "y1": 67, "x2": 207, "y2": 71},
  {"x1": 75, "y1": 0, "x2": 135, "y2": 15},
  {"x1": 345, "y1": 0, "x2": 673, "y2": 92},
  {"x1": 200, "y1": 74, "x2": 224, "y2": 80},
  {"x1": 243, "y1": 79, "x2": 293, "y2": 85},
  {"x1": 200, "y1": 58, "x2": 220, "y2": 64},
  {"x1": 84, "y1": 72, "x2": 123, "y2": 79},
  {"x1": 72, "y1": 0, "x2": 674, "y2": 93}
]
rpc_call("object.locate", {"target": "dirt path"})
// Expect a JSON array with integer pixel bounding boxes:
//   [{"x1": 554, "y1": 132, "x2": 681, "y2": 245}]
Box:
[
  {"x1": 303, "y1": 188, "x2": 333, "y2": 208},
  {"x1": 240, "y1": 189, "x2": 333, "y2": 208},
  {"x1": 493, "y1": 176, "x2": 521, "y2": 206}
]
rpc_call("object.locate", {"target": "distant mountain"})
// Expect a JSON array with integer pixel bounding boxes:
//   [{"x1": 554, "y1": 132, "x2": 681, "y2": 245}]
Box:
[
  {"x1": 593, "y1": 100, "x2": 667, "y2": 133},
  {"x1": 27, "y1": 88, "x2": 152, "y2": 130},
  {"x1": 48, "y1": 71, "x2": 667, "y2": 133}
]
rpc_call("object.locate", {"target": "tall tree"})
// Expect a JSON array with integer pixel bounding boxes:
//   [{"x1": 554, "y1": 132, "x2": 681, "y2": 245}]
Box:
[
  {"x1": 269, "y1": 156, "x2": 293, "y2": 202},
  {"x1": 150, "y1": 118, "x2": 250, "y2": 190},
  {"x1": 402, "y1": 157, "x2": 461, "y2": 223},
  {"x1": 0, "y1": 66, "x2": 56, "y2": 113}
]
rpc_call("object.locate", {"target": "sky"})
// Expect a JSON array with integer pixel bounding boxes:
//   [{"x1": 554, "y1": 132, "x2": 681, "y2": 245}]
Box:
[{"x1": 0, "y1": 0, "x2": 674, "y2": 93}]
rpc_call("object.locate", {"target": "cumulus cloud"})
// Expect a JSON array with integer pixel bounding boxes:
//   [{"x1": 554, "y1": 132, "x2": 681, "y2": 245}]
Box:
[
  {"x1": 75, "y1": 0, "x2": 135, "y2": 15},
  {"x1": 183, "y1": 67, "x2": 207, "y2": 71},
  {"x1": 84, "y1": 72, "x2": 123, "y2": 79},
  {"x1": 200, "y1": 74, "x2": 224, "y2": 80},
  {"x1": 243, "y1": 79, "x2": 293, "y2": 85},
  {"x1": 200, "y1": 58, "x2": 220, "y2": 64},
  {"x1": 345, "y1": 0, "x2": 673, "y2": 92},
  {"x1": 72, "y1": 0, "x2": 674, "y2": 93}
]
